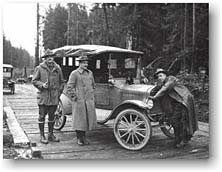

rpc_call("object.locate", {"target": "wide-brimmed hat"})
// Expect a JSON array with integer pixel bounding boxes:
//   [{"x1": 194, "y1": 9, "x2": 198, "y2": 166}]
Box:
[
  {"x1": 76, "y1": 55, "x2": 89, "y2": 62},
  {"x1": 42, "y1": 49, "x2": 55, "y2": 58},
  {"x1": 154, "y1": 68, "x2": 168, "y2": 78}
]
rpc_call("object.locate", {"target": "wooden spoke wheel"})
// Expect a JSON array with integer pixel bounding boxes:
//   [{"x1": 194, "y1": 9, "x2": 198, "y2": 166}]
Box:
[
  {"x1": 54, "y1": 101, "x2": 66, "y2": 130},
  {"x1": 114, "y1": 109, "x2": 152, "y2": 150}
]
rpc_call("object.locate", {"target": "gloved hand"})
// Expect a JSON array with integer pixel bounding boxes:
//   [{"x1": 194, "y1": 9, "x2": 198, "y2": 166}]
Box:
[
  {"x1": 42, "y1": 82, "x2": 48, "y2": 89},
  {"x1": 148, "y1": 96, "x2": 156, "y2": 100}
]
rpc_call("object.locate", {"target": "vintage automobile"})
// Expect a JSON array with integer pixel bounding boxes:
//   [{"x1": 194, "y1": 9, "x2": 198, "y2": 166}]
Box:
[
  {"x1": 51, "y1": 45, "x2": 174, "y2": 150},
  {"x1": 16, "y1": 78, "x2": 27, "y2": 84},
  {"x1": 3, "y1": 64, "x2": 15, "y2": 94}
]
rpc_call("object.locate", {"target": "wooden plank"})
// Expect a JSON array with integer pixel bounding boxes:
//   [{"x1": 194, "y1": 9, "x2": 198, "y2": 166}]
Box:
[
  {"x1": 11, "y1": 107, "x2": 39, "y2": 110},
  {"x1": 26, "y1": 124, "x2": 209, "y2": 158},
  {"x1": 4, "y1": 106, "x2": 30, "y2": 145},
  {"x1": 40, "y1": 137, "x2": 208, "y2": 159},
  {"x1": 11, "y1": 109, "x2": 39, "y2": 114},
  {"x1": 8, "y1": 103, "x2": 38, "y2": 107},
  {"x1": 4, "y1": 84, "x2": 209, "y2": 159}
]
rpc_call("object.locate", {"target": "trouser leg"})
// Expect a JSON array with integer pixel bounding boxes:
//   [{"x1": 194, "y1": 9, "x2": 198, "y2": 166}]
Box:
[
  {"x1": 82, "y1": 131, "x2": 89, "y2": 145},
  {"x1": 76, "y1": 130, "x2": 84, "y2": 145},
  {"x1": 171, "y1": 102, "x2": 183, "y2": 145},
  {"x1": 172, "y1": 122, "x2": 182, "y2": 145},
  {"x1": 181, "y1": 107, "x2": 191, "y2": 143},
  {"x1": 76, "y1": 130, "x2": 81, "y2": 139},
  {"x1": 48, "y1": 105, "x2": 60, "y2": 142}
]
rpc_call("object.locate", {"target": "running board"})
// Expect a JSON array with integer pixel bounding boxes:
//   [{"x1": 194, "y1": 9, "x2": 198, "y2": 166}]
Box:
[
  {"x1": 96, "y1": 108, "x2": 112, "y2": 124},
  {"x1": 151, "y1": 122, "x2": 168, "y2": 128}
]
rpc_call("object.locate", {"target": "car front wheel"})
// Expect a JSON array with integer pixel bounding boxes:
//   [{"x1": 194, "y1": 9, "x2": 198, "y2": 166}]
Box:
[
  {"x1": 114, "y1": 108, "x2": 152, "y2": 150},
  {"x1": 54, "y1": 101, "x2": 66, "y2": 130}
]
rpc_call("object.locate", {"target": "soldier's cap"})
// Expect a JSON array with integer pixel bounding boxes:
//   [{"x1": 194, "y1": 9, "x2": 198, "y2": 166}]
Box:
[
  {"x1": 76, "y1": 55, "x2": 89, "y2": 62},
  {"x1": 154, "y1": 68, "x2": 168, "y2": 78},
  {"x1": 42, "y1": 49, "x2": 56, "y2": 59}
]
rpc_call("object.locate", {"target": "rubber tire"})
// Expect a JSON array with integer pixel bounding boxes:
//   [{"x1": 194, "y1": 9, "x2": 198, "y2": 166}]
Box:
[
  {"x1": 160, "y1": 122, "x2": 175, "y2": 139},
  {"x1": 114, "y1": 108, "x2": 152, "y2": 151},
  {"x1": 11, "y1": 85, "x2": 15, "y2": 94},
  {"x1": 54, "y1": 102, "x2": 67, "y2": 130}
]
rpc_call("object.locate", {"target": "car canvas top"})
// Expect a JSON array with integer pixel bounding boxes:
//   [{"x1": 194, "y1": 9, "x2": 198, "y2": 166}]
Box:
[
  {"x1": 52, "y1": 44, "x2": 144, "y2": 57},
  {"x1": 3, "y1": 64, "x2": 13, "y2": 68}
]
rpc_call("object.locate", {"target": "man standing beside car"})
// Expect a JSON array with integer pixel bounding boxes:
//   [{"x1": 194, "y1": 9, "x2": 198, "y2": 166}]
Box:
[
  {"x1": 32, "y1": 49, "x2": 64, "y2": 144},
  {"x1": 66, "y1": 55, "x2": 97, "y2": 146},
  {"x1": 150, "y1": 68, "x2": 198, "y2": 148}
]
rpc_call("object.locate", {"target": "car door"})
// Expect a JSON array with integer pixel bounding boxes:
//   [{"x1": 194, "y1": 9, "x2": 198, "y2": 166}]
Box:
[{"x1": 92, "y1": 57, "x2": 111, "y2": 109}]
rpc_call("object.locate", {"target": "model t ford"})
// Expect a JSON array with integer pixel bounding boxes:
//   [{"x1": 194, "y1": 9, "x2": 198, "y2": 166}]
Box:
[
  {"x1": 3, "y1": 64, "x2": 15, "y2": 94},
  {"x1": 51, "y1": 45, "x2": 174, "y2": 150}
]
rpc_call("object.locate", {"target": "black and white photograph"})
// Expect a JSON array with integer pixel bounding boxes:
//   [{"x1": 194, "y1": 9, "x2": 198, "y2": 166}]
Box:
[{"x1": 2, "y1": 0, "x2": 211, "y2": 163}]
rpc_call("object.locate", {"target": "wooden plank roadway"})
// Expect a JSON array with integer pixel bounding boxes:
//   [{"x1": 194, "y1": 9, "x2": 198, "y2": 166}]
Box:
[{"x1": 3, "y1": 84, "x2": 209, "y2": 159}]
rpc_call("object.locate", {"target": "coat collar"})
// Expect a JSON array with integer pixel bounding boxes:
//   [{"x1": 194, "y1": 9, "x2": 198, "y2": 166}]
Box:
[
  {"x1": 77, "y1": 67, "x2": 89, "y2": 74},
  {"x1": 40, "y1": 61, "x2": 59, "y2": 72}
]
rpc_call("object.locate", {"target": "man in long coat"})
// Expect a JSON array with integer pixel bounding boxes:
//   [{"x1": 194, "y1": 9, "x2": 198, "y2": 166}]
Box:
[
  {"x1": 150, "y1": 68, "x2": 198, "y2": 148},
  {"x1": 32, "y1": 49, "x2": 64, "y2": 144},
  {"x1": 66, "y1": 55, "x2": 97, "y2": 145}
]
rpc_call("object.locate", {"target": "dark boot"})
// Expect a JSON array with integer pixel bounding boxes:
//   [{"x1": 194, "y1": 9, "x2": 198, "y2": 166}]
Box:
[
  {"x1": 76, "y1": 130, "x2": 84, "y2": 146},
  {"x1": 39, "y1": 123, "x2": 48, "y2": 144},
  {"x1": 48, "y1": 122, "x2": 60, "y2": 142},
  {"x1": 82, "y1": 131, "x2": 89, "y2": 145}
]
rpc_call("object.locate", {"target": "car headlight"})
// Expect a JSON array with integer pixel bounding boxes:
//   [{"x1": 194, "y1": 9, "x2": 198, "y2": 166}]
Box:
[{"x1": 146, "y1": 99, "x2": 154, "y2": 109}]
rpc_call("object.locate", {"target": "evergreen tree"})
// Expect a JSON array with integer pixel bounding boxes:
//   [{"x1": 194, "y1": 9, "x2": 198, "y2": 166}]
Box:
[{"x1": 42, "y1": 4, "x2": 68, "y2": 49}]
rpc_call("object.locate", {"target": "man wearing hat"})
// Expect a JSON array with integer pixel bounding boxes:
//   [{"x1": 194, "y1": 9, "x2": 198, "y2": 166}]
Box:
[
  {"x1": 32, "y1": 49, "x2": 64, "y2": 144},
  {"x1": 150, "y1": 68, "x2": 198, "y2": 148},
  {"x1": 66, "y1": 55, "x2": 97, "y2": 146}
]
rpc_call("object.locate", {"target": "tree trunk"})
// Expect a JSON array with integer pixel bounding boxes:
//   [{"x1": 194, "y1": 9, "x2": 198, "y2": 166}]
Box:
[
  {"x1": 183, "y1": 3, "x2": 188, "y2": 71},
  {"x1": 133, "y1": 4, "x2": 138, "y2": 49},
  {"x1": 191, "y1": 3, "x2": 196, "y2": 73},
  {"x1": 67, "y1": 4, "x2": 71, "y2": 45},
  {"x1": 103, "y1": 3, "x2": 110, "y2": 45}
]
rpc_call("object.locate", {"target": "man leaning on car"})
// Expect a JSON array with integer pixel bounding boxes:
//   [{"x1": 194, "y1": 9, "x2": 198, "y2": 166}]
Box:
[{"x1": 149, "y1": 68, "x2": 198, "y2": 148}]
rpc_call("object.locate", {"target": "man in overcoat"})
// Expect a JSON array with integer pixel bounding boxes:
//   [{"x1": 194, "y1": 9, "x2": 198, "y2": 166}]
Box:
[
  {"x1": 150, "y1": 68, "x2": 198, "y2": 148},
  {"x1": 32, "y1": 49, "x2": 64, "y2": 144},
  {"x1": 66, "y1": 55, "x2": 97, "y2": 146}
]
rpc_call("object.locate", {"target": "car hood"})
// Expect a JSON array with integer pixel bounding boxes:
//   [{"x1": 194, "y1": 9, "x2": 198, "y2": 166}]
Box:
[{"x1": 121, "y1": 84, "x2": 155, "y2": 94}]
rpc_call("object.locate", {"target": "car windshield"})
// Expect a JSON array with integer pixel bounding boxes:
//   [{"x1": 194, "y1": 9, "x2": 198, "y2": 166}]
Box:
[
  {"x1": 3, "y1": 67, "x2": 12, "y2": 78},
  {"x1": 108, "y1": 54, "x2": 138, "y2": 78},
  {"x1": 89, "y1": 52, "x2": 140, "y2": 83}
]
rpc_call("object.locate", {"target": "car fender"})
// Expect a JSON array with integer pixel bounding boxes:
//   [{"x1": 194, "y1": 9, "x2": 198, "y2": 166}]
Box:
[
  {"x1": 105, "y1": 100, "x2": 152, "y2": 122},
  {"x1": 59, "y1": 93, "x2": 72, "y2": 115}
]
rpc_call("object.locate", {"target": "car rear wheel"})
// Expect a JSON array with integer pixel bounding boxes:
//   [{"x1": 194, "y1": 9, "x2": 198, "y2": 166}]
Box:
[
  {"x1": 114, "y1": 109, "x2": 152, "y2": 150},
  {"x1": 11, "y1": 85, "x2": 15, "y2": 94},
  {"x1": 54, "y1": 101, "x2": 66, "y2": 130},
  {"x1": 160, "y1": 122, "x2": 175, "y2": 139}
]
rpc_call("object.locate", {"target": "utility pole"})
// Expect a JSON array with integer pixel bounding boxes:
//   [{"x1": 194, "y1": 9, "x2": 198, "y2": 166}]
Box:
[{"x1": 35, "y1": 3, "x2": 40, "y2": 67}]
